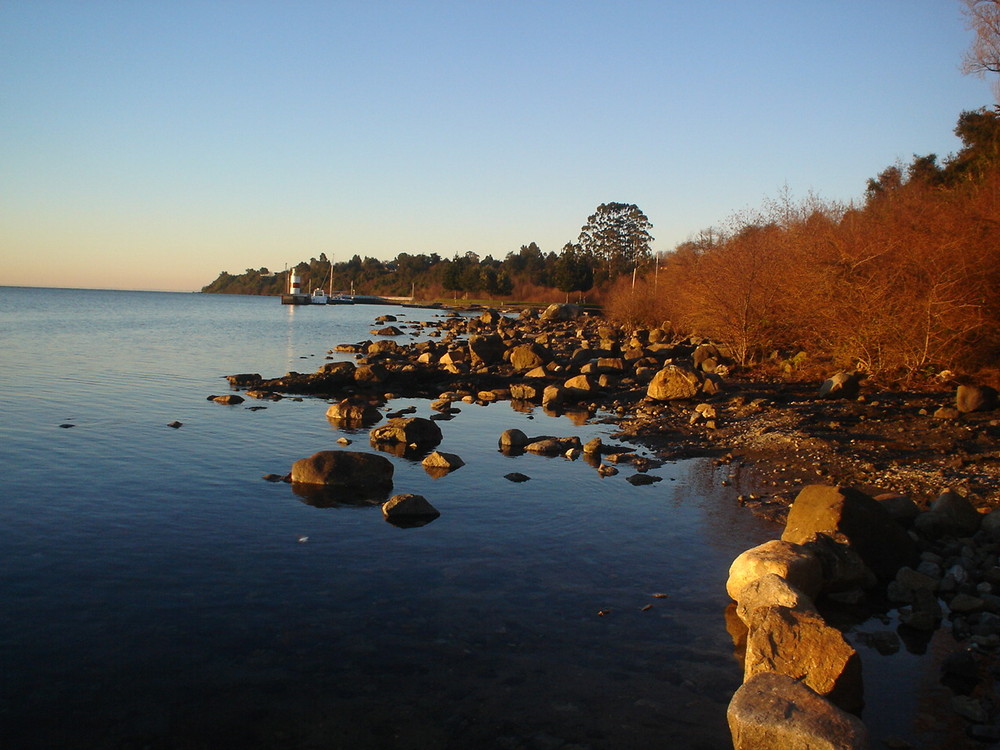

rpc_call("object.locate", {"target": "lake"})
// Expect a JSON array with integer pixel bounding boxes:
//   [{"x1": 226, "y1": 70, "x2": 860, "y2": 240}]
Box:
[{"x1": 0, "y1": 286, "x2": 965, "y2": 749}]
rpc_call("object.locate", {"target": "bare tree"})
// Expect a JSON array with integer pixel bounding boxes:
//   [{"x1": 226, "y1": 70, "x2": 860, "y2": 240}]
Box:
[{"x1": 962, "y1": 0, "x2": 1000, "y2": 100}]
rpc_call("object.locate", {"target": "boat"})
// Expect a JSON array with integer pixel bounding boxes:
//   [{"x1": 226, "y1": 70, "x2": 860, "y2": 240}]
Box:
[{"x1": 309, "y1": 287, "x2": 329, "y2": 305}]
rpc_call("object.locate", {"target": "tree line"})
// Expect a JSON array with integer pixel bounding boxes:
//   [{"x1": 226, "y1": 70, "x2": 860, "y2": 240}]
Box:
[{"x1": 200, "y1": 201, "x2": 654, "y2": 302}]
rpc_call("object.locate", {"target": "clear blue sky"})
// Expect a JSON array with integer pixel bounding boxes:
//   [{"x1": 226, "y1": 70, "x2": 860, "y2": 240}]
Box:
[{"x1": 1, "y1": 1, "x2": 993, "y2": 291}]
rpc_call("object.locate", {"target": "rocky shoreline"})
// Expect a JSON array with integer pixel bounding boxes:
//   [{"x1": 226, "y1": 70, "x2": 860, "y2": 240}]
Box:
[
  {"x1": 224, "y1": 303, "x2": 1000, "y2": 747},
  {"x1": 226, "y1": 304, "x2": 1000, "y2": 518}
]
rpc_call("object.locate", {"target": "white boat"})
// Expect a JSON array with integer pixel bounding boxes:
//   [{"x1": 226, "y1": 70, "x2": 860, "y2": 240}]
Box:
[{"x1": 310, "y1": 287, "x2": 329, "y2": 305}]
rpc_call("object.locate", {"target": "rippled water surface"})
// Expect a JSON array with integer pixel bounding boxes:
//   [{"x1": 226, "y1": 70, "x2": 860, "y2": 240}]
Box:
[{"x1": 0, "y1": 287, "x2": 784, "y2": 749}]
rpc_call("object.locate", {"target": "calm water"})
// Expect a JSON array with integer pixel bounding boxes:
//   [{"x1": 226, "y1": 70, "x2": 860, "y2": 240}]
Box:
[{"x1": 0, "y1": 286, "x2": 947, "y2": 749}]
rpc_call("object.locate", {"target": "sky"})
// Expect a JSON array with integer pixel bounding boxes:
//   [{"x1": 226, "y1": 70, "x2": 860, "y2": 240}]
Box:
[{"x1": 1, "y1": 1, "x2": 994, "y2": 292}]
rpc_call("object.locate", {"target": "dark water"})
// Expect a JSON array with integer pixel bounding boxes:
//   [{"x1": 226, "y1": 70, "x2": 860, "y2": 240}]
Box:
[{"x1": 0, "y1": 287, "x2": 963, "y2": 749}]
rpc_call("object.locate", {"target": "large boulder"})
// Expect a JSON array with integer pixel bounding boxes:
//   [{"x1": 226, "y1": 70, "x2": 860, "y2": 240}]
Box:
[
  {"x1": 781, "y1": 485, "x2": 917, "y2": 582},
  {"x1": 728, "y1": 672, "x2": 870, "y2": 750},
  {"x1": 499, "y1": 428, "x2": 530, "y2": 451},
  {"x1": 369, "y1": 417, "x2": 443, "y2": 449},
  {"x1": 957, "y1": 383, "x2": 998, "y2": 413},
  {"x1": 744, "y1": 605, "x2": 863, "y2": 713},
  {"x1": 727, "y1": 540, "x2": 824, "y2": 600},
  {"x1": 734, "y1": 573, "x2": 818, "y2": 625},
  {"x1": 468, "y1": 334, "x2": 505, "y2": 367},
  {"x1": 290, "y1": 450, "x2": 394, "y2": 490},
  {"x1": 540, "y1": 303, "x2": 582, "y2": 321},
  {"x1": 646, "y1": 363, "x2": 703, "y2": 401},
  {"x1": 508, "y1": 343, "x2": 552, "y2": 372}
]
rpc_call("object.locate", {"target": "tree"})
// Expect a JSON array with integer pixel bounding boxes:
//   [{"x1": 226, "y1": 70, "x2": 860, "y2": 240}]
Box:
[
  {"x1": 552, "y1": 243, "x2": 594, "y2": 301},
  {"x1": 962, "y1": 0, "x2": 1000, "y2": 99},
  {"x1": 578, "y1": 202, "x2": 654, "y2": 280}
]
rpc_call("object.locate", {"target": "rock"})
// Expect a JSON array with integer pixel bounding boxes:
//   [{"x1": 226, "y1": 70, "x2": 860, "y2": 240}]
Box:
[
  {"x1": 382, "y1": 494, "x2": 440, "y2": 525},
  {"x1": 875, "y1": 493, "x2": 920, "y2": 526},
  {"x1": 319, "y1": 360, "x2": 356, "y2": 378},
  {"x1": 540, "y1": 303, "x2": 582, "y2": 321},
  {"x1": 542, "y1": 384, "x2": 565, "y2": 407},
  {"x1": 781, "y1": 485, "x2": 917, "y2": 582},
  {"x1": 468, "y1": 334, "x2": 505, "y2": 366},
  {"x1": 957, "y1": 384, "x2": 998, "y2": 413},
  {"x1": 212, "y1": 394, "x2": 244, "y2": 405},
  {"x1": 225, "y1": 373, "x2": 262, "y2": 387},
  {"x1": 646, "y1": 363, "x2": 702, "y2": 401},
  {"x1": 982, "y1": 509, "x2": 1000, "y2": 540},
  {"x1": 817, "y1": 372, "x2": 862, "y2": 400},
  {"x1": 369, "y1": 417, "x2": 443, "y2": 449},
  {"x1": 802, "y1": 533, "x2": 877, "y2": 593},
  {"x1": 626, "y1": 473, "x2": 662, "y2": 486},
  {"x1": 290, "y1": 450, "x2": 394, "y2": 491},
  {"x1": 734, "y1": 573, "x2": 818, "y2": 625},
  {"x1": 499, "y1": 428, "x2": 530, "y2": 451},
  {"x1": 744, "y1": 605, "x2": 864, "y2": 713},
  {"x1": 934, "y1": 406, "x2": 962, "y2": 420},
  {"x1": 326, "y1": 397, "x2": 382, "y2": 425},
  {"x1": 727, "y1": 540, "x2": 824, "y2": 600},
  {"x1": 583, "y1": 437, "x2": 603, "y2": 454},
  {"x1": 728, "y1": 672, "x2": 870, "y2": 750},
  {"x1": 167, "y1": 421, "x2": 182, "y2": 428},
  {"x1": 504, "y1": 472, "x2": 530, "y2": 482},
  {"x1": 371, "y1": 326, "x2": 403, "y2": 336},
  {"x1": 421, "y1": 451, "x2": 465, "y2": 472},
  {"x1": 929, "y1": 489, "x2": 981, "y2": 536},
  {"x1": 509, "y1": 383, "x2": 541, "y2": 400},
  {"x1": 887, "y1": 566, "x2": 939, "y2": 604},
  {"x1": 694, "y1": 343, "x2": 723, "y2": 371},
  {"x1": 353, "y1": 364, "x2": 388, "y2": 384},
  {"x1": 508, "y1": 343, "x2": 552, "y2": 371}
]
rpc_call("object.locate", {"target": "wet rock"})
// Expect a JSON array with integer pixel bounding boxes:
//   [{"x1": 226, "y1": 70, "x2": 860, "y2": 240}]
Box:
[
  {"x1": 744, "y1": 605, "x2": 864, "y2": 713},
  {"x1": 326, "y1": 397, "x2": 382, "y2": 425},
  {"x1": 382, "y1": 494, "x2": 440, "y2": 525},
  {"x1": 421, "y1": 451, "x2": 465, "y2": 472},
  {"x1": 583, "y1": 437, "x2": 603, "y2": 454},
  {"x1": 781, "y1": 485, "x2": 917, "y2": 582},
  {"x1": 499, "y1": 428, "x2": 530, "y2": 451},
  {"x1": 167, "y1": 421, "x2": 183, "y2": 428},
  {"x1": 290, "y1": 450, "x2": 394, "y2": 490},
  {"x1": 318, "y1": 360, "x2": 356, "y2": 378},
  {"x1": 225, "y1": 373, "x2": 262, "y2": 387},
  {"x1": 504, "y1": 472, "x2": 530, "y2": 482},
  {"x1": 728, "y1": 672, "x2": 870, "y2": 750},
  {"x1": 370, "y1": 417, "x2": 442, "y2": 449},
  {"x1": 727, "y1": 540, "x2": 824, "y2": 600},
  {"x1": 211, "y1": 394, "x2": 245, "y2": 405},
  {"x1": 509, "y1": 383, "x2": 540, "y2": 400}
]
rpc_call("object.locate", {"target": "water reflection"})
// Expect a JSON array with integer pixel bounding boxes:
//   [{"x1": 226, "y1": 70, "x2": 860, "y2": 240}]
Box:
[{"x1": 290, "y1": 482, "x2": 390, "y2": 508}]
